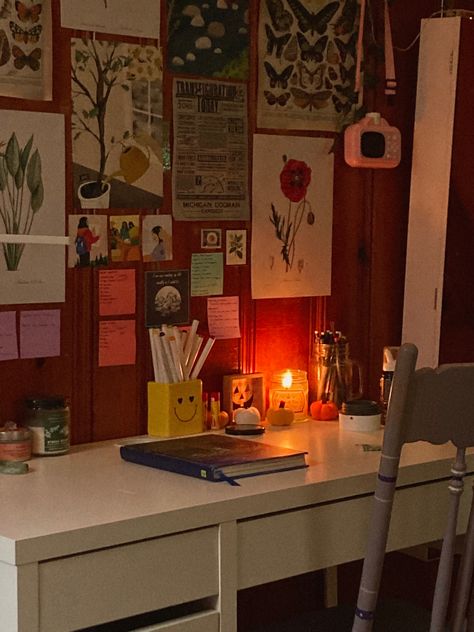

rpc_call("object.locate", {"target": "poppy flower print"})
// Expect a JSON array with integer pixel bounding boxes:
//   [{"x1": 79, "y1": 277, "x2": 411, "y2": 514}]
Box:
[{"x1": 270, "y1": 155, "x2": 314, "y2": 271}]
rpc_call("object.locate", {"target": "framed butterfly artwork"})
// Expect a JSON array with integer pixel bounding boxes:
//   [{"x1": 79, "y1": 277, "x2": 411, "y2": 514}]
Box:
[
  {"x1": 0, "y1": 0, "x2": 52, "y2": 100},
  {"x1": 257, "y1": 0, "x2": 362, "y2": 132}
]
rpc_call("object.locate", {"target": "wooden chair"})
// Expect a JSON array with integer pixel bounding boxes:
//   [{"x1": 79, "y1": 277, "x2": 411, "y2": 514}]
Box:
[{"x1": 247, "y1": 343, "x2": 474, "y2": 632}]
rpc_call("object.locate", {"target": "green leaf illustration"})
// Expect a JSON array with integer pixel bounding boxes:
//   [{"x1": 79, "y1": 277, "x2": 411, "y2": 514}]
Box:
[
  {"x1": 14, "y1": 164, "x2": 24, "y2": 189},
  {"x1": 0, "y1": 157, "x2": 7, "y2": 191},
  {"x1": 26, "y1": 149, "x2": 42, "y2": 193},
  {"x1": 5, "y1": 133, "x2": 20, "y2": 177},
  {"x1": 20, "y1": 135, "x2": 34, "y2": 171},
  {"x1": 31, "y1": 181, "x2": 44, "y2": 213}
]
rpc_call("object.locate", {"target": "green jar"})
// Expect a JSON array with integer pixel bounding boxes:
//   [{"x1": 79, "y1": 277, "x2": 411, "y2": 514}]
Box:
[{"x1": 25, "y1": 396, "x2": 70, "y2": 455}]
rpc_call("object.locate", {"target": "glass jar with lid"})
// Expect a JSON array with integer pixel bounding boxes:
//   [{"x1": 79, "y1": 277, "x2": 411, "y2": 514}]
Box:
[
  {"x1": 24, "y1": 396, "x2": 70, "y2": 456},
  {"x1": 0, "y1": 421, "x2": 32, "y2": 461}
]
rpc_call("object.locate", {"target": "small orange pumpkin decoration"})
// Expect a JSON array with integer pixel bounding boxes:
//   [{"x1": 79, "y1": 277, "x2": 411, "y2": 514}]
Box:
[
  {"x1": 267, "y1": 400, "x2": 295, "y2": 426},
  {"x1": 310, "y1": 396, "x2": 339, "y2": 421}
]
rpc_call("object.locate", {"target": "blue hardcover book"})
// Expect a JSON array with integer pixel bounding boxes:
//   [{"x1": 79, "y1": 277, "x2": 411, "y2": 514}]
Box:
[{"x1": 120, "y1": 433, "x2": 308, "y2": 484}]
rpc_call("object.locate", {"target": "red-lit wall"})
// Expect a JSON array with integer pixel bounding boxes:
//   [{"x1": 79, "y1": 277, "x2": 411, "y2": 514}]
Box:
[{"x1": 1, "y1": 0, "x2": 473, "y2": 442}]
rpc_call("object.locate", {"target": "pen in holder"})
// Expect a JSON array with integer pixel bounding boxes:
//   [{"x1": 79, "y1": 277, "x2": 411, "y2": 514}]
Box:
[
  {"x1": 147, "y1": 321, "x2": 215, "y2": 437},
  {"x1": 148, "y1": 379, "x2": 203, "y2": 437}
]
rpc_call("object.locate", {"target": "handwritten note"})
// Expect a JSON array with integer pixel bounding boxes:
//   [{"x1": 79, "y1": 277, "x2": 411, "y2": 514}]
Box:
[
  {"x1": 98, "y1": 320, "x2": 136, "y2": 367},
  {"x1": 99, "y1": 269, "x2": 136, "y2": 316},
  {"x1": 207, "y1": 296, "x2": 241, "y2": 339},
  {"x1": 0, "y1": 311, "x2": 18, "y2": 361},
  {"x1": 191, "y1": 253, "x2": 223, "y2": 296},
  {"x1": 20, "y1": 310, "x2": 60, "y2": 359}
]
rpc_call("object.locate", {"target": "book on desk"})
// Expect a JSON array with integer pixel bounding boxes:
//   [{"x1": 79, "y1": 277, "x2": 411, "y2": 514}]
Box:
[{"x1": 120, "y1": 433, "x2": 308, "y2": 484}]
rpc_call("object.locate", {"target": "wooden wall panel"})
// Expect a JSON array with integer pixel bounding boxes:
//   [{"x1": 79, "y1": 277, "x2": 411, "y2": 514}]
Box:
[{"x1": 2, "y1": 0, "x2": 473, "y2": 442}]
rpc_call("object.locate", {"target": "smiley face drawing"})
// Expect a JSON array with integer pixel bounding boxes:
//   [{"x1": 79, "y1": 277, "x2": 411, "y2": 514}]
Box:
[
  {"x1": 148, "y1": 379, "x2": 203, "y2": 437},
  {"x1": 174, "y1": 394, "x2": 198, "y2": 423}
]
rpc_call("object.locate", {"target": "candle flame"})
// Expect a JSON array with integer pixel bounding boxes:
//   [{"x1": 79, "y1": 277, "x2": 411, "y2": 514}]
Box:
[{"x1": 282, "y1": 370, "x2": 292, "y2": 388}]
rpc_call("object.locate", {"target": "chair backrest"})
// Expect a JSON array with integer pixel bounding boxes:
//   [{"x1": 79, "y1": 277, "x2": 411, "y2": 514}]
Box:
[{"x1": 353, "y1": 342, "x2": 474, "y2": 632}]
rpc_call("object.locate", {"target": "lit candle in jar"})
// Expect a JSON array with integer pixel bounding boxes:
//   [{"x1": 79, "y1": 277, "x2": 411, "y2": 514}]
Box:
[{"x1": 269, "y1": 369, "x2": 308, "y2": 421}]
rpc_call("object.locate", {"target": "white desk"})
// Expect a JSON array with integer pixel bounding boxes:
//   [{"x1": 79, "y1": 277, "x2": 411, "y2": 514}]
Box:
[{"x1": 1, "y1": 421, "x2": 473, "y2": 632}]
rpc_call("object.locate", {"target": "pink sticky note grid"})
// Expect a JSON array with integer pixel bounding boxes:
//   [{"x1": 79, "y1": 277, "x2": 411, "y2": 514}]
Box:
[
  {"x1": 0, "y1": 311, "x2": 18, "y2": 361},
  {"x1": 99, "y1": 320, "x2": 136, "y2": 367},
  {"x1": 20, "y1": 310, "x2": 61, "y2": 359}
]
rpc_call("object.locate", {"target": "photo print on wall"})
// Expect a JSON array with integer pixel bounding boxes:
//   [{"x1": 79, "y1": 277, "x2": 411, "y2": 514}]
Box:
[{"x1": 71, "y1": 38, "x2": 163, "y2": 210}]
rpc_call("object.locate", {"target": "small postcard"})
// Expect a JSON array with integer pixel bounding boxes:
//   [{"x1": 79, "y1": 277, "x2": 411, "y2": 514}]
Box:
[
  {"x1": 109, "y1": 215, "x2": 141, "y2": 263},
  {"x1": 68, "y1": 214, "x2": 108, "y2": 268},
  {"x1": 226, "y1": 229, "x2": 246, "y2": 265},
  {"x1": 145, "y1": 270, "x2": 190, "y2": 327},
  {"x1": 142, "y1": 215, "x2": 173, "y2": 262},
  {"x1": 201, "y1": 228, "x2": 222, "y2": 249}
]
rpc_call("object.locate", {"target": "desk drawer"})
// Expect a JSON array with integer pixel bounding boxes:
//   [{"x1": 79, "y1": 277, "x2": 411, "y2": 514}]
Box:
[
  {"x1": 237, "y1": 479, "x2": 470, "y2": 589},
  {"x1": 38, "y1": 527, "x2": 218, "y2": 632}
]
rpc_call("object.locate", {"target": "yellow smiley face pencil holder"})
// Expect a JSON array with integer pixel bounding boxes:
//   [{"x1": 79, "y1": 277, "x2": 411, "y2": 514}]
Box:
[{"x1": 148, "y1": 379, "x2": 203, "y2": 437}]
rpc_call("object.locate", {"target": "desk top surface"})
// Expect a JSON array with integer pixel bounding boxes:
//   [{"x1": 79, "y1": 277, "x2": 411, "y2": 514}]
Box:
[{"x1": 0, "y1": 421, "x2": 469, "y2": 564}]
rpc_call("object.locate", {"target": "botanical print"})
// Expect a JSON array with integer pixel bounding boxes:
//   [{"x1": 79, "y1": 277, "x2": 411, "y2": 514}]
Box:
[
  {"x1": 257, "y1": 0, "x2": 360, "y2": 131},
  {"x1": 167, "y1": 0, "x2": 249, "y2": 79},
  {"x1": 71, "y1": 38, "x2": 163, "y2": 210},
  {"x1": 0, "y1": 110, "x2": 65, "y2": 304},
  {"x1": 251, "y1": 134, "x2": 333, "y2": 299},
  {"x1": 0, "y1": 131, "x2": 43, "y2": 271},
  {"x1": 0, "y1": 0, "x2": 52, "y2": 100},
  {"x1": 60, "y1": 0, "x2": 160, "y2": 39},
  {"x1": 68, "y1": 214, "x2": 108, "y2": 268},
  {"x1": 226, "y1": 229, "x2": 246, "y2": 265},
  {"x1": 142, "y1": 214, "x2": 172, "y2": 262},
  {"x1": 109, "y1": 214, "x2": 141, "y2": 262},
  {"x1": 270, "y1": 158, "x2": 314, "y2": 271}
]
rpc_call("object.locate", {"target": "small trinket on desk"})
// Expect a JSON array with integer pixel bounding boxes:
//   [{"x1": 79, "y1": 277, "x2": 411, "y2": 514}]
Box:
[
  {"x1": 226, "y1": 407, "x2": 265, "y2": 435},
  {"x1": 266, "y1": 401, "x2": 295, "y2": 426}
]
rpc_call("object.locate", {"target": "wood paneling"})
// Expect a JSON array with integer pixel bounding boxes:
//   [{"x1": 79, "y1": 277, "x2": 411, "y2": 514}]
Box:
[{"x1": 1, "y1": 0, "x2": 473, "y2": 442}]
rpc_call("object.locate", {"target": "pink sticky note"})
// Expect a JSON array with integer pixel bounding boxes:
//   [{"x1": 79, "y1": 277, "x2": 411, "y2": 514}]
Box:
[
  {"x1": 20, "y1": 310, "x2": 60, "y2": 359},
  {"x1": 207, "y1": 296, "x2": 241, "y2": 339},
  {"x1": 99, "y1": 320, "x2": 136, "y2": 367},
  {"x1": 0, "y1": 311, "x2": 18, "y2": 361},
  {"x1": 99, "y1": 269, "x2": 136, "y2": 316}
]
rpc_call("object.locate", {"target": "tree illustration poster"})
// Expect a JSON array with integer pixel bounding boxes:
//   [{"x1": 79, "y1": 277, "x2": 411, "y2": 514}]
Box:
[
  {"x1": 71, "y1": 38, "x2": 163, "y2": 210},
  {"x1": 251, "y1": 134, "x2": 333, "y2": 299},
  {"x1": 0, "y1": 110, "x2": 65, "y2": 305}
]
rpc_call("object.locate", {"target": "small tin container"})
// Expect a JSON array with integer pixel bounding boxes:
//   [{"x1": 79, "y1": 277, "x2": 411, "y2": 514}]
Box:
[
  {"x1": 0, "y1": 421, "x2": 32, "y2": 462},
  {"x1": 25, "y1": 396, "x2": 70, "y2": 456},
  {"x1": 339, "y1": 400, "x2": 382, "y2": 432}
]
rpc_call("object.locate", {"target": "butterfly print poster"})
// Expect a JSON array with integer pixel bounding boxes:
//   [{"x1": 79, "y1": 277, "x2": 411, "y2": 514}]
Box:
[
  {"x1": 167, "y1": 0, "x2": 249, "y2": 80},
  {"x1": 60, "y1": 0, "x2": 160, "y2": 39},
  {"x1": 251, "y1": 134, "x2": 333, "y2": 299},
  {"x1": 0, "y1": 0, "x2": 52, "y2": 99},
  {"x1": 257, "y1": 0, "x2": 360, "y2": 131},
  {"x1": 0, "y1": 110, "x2": 65, "y2": 304},
  {"x1": 71, "y1": 39, "x2": 163, "y2": 210}
]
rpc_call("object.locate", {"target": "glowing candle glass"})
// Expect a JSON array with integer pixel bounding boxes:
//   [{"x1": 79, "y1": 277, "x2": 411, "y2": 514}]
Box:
[{"x1": 269, "y1": 369, "x2": 308, "y2": 421}]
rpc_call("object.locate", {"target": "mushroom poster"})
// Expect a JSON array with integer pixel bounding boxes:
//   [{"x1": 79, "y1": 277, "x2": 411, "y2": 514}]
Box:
[
  {"x1": 167, "y1": 0, "x2": 249, "y2": 79},
  {"x1": 251, "y1": 133, "x2": 333, "y2": 299}
]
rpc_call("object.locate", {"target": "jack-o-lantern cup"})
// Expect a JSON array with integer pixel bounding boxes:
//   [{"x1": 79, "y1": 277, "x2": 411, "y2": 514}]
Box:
[{"x1": 269, "y1": 370, "x2": 308, "y2": 421}]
